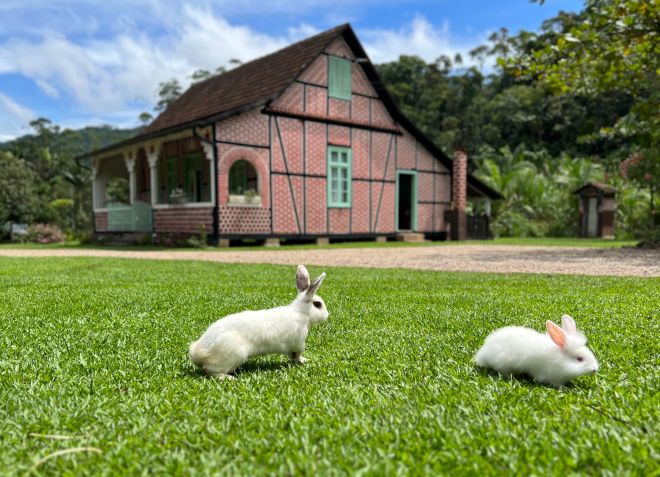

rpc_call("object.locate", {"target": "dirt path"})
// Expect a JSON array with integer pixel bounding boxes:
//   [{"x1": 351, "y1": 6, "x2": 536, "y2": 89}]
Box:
[{"x1": 0, "y1": 245, "x2": 658, "y2": 277}]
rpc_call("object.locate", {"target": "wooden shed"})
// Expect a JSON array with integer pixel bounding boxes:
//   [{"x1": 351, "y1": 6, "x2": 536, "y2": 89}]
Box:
[{"x1": 574, "y1": 182, "x2": 617, "y2": 239}]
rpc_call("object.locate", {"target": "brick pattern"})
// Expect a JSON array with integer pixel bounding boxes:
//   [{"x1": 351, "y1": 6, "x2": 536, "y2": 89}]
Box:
[
  {"x1": 371, "y1": 100, "x2": 396, "y2": 128},
  {"x1": 298, "y1": 55, "x2": 327, "y2": 86},
  {"x1": 95, "y1": 211, "x2": 108, "y2": 231},
  {"x1": 220, "y1": 206, "x2": 271, "y2": 234},
  {"x1": 217, "y1": 146, "x2": 270, "y2": 208},
  {"x1": 305, "y1": 177, "x2": 327, "y2": 234},
  {"x1": 305, "y1": 85, "x2": 327, "y2": 117},
  {"x1": 270, "y1": 82, "x2": 304, "y2": 115},
  {"x1": 418, "y1": 147, "x2": 435, "y2": 172},
  {"x1": 305, "y1": 122, "x2": 327, "y2": 176},
  {"x1": 418, "y1": 172, "x2": 434, "y2": 202},
  {"x1": 452, "y1": 151, "x2": 468, "y2": 211},
  {"x1": 279, "y1": 118, "x2": 304, "y2": 174},
  {"x1": 328, "y1": 125, "x2": 350, "y2": 146},
  {"x1": 352, "y1": 129, "x2": 369, "y2": 179},
  {"x1": 417, "y1": 203, "x2": 433, "y2": 232},
  {"x1": 270, "y1": 120, "x2": 285, "y2": 174},
  {"x1": 328, "y1": 98, "x2": 350, "y2": 120},
  {"x1": 375, "y1": 183, "x2": 395, "y2": 233},
  {"x1": 351, "y1": 95, "x2": 370, "y2": 123},
  {"x1": 371, "y1": 132, "x2": 391, "y2": 181},
  {"x1": 436, "y1": 175, "x2": 451, "y2": 202},
  {"x1": 397, "y1": 131, "x2": 416, "y2": 170},
  {"x1": 324, "y1": 38, "x2": 355, "y2": 59},
  {"x1": 328, "y1": 208, "x2": 350, "y2": 234},
  {"x1": 352, "y1": 63, "x2": 377, "y2": 97},
  {"x1": 272, "y1": 174, "x2": 300, "y2": 234},
  {"x1": 218, "y1": 109, "x2": 269, "y2": 146},
  {"x1": 154, "y1": 207, "x2": 213, "y2": 233},
  {"x1": 351, "y1": 181, "x2": 370, "y2": 233}
]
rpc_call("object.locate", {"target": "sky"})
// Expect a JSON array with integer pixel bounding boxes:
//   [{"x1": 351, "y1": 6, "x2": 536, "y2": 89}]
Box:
[{"x1": 0, "y1": 0, "x2": 584, "y2": 141}]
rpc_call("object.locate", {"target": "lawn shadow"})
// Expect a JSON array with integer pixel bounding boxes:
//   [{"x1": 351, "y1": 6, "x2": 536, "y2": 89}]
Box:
[
  {"x1": 181, "y1": 356, "x2": 293, "y2": 379},
  {"x1": 473, "y1": 364, "x2": 585, "y2": 390}
]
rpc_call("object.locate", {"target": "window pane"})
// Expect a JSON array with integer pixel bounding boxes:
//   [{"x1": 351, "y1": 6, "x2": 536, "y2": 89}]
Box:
[{"x1": 331, "y1": 151, "x2": 338, "y2": 163}]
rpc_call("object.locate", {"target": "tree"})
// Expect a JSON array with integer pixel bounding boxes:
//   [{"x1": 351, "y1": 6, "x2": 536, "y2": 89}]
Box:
[
  {"x1": 0, "y1": 151, "x2": 40, "y2": 227},
  {"x1": 154, "y1": 79, "x2": 183, "y2": 112},
  {"x1": 507, "y1": 0, "x2": 659, "y2": 147},
  {"x1": 138, "y1": 112, "x2": 153, "y2": 126}
]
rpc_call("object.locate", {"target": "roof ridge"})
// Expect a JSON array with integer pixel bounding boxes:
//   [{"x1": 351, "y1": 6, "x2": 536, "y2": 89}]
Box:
[{"x1": 177, "y1": 23, "x2": 349, "y2": 92}]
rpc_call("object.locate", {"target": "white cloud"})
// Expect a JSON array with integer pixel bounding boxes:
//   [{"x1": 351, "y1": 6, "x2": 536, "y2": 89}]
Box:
[
  {"x1": 361, "y1": 15, "x2": 487, "y2": 66},
  {"x1": 0, "y1": 4, "x2": 492, "y2": 138},
  {"x1": 0, "y1": 93, "x2": 36, "y2": 140}
]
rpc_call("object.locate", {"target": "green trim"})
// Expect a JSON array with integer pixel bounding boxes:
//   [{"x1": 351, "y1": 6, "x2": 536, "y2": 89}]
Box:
[
  {"x1": 328, "y1": 56, "x2": 352, "y2": 101},
  {"x1": 395, "y1": 170, "x2": 418, "y2": 231},
  {"x1": 327, "y1": 146, "x2": 352, "y2": 208}
]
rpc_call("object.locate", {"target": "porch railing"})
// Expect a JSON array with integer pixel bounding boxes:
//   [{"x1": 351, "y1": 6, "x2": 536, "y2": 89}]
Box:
[{"x1": 107, "y1": 200, "x2": 153, "y2": 232}]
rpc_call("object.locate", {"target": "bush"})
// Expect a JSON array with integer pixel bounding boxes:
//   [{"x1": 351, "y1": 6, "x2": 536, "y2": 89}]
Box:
[{"x1": 22, "y1": 224, "x2": 65, "y2": 244}]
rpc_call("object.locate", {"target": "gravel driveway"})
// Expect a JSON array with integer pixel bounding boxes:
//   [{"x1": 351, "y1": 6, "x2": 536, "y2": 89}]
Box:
[{"x1": 1, "y1": 245, "x2": 658, "y2": 277}]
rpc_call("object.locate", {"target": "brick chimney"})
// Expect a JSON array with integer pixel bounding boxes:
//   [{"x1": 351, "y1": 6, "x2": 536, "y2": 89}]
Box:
[{"x1": 451, "y1": 150, "x2": 468, "y2": 240}]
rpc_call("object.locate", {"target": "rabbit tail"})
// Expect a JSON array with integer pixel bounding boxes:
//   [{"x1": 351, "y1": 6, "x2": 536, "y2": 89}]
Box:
[{"x1": 188, "y1": 340, "x2": 208, "y2": 368}]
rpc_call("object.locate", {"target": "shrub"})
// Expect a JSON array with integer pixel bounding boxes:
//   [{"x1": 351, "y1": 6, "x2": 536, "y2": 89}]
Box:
[{"x1": 22, "y1": 224, "x2": 65, "y2": 244}]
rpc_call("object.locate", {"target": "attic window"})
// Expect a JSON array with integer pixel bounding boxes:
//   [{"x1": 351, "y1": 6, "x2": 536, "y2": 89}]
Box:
[{"x1": 328, "y1": 56, "x2": 352, "y2": 101}]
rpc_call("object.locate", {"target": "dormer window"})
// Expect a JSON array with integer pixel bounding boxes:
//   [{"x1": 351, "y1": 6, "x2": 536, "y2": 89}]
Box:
[{"x1": 328, "y1": 56, "x2": 352, "y2": 100}]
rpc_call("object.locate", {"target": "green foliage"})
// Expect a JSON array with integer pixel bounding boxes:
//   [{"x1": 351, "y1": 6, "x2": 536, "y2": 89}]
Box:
[
  {"x1": 155, "y1": 79, "x2": 183, "y2": 112},
  {"x1": 0, "y1": 151, "x2": 40, "y2": 227},
  {"x1": 0, "y1": 259, "x2": 657, "y2": 475},
  {"x1": 105, "y1": 178, "x2": 130, "y2": 204},
  {"x1": 0, "y1": 121, "x2": 137, "y2": 238}
]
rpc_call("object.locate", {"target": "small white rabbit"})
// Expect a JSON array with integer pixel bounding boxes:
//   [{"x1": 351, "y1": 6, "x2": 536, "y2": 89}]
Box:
[
  {"x1": 474, "y1": 315, "x2": 599, "y2": 386},
  {"x1": 189, "y1": 265, "x2": 328, "y2": 378}
]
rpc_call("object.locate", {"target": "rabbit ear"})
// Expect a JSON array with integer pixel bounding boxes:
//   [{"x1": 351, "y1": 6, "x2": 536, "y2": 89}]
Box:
[
  {"x1": 546, "y1": 320, "x2": 567, "y2": 348},
  {"x1": 305, "y1": 272, "x2": 326, "y2": 299},
  {"x1": 561, "y1": 314, "x2": 577, "y2": 334},
  {"x1": 296, "y1": 265, "x2": 310, "y2": 293}
]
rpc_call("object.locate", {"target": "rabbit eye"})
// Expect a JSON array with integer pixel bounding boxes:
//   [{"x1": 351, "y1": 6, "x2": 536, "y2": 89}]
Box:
[
  {"x1": 313, "y1": 301, "x2": 322, "y2": 309},
  {"x1": 576, "y1": 356, "x2": 584, "y2": 362}
]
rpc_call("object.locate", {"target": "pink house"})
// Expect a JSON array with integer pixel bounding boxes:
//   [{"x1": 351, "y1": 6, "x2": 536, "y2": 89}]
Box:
[{"x1": 84, "y1": 24, "x2": 500, "y2": 245}]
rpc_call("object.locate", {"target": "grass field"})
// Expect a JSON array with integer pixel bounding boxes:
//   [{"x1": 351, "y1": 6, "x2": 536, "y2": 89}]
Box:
[
  {"x1": 0, "y1": 236, "x2": 638, "y2": 251},
  {"x1": 0, "y1": 258, "x2": 657, "y2": 475}
]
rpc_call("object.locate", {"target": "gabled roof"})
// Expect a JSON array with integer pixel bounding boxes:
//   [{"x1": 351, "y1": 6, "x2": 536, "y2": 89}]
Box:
[
  {"x1": 574, "y1": 182, "x2": 617, "y2": 195},
  {"x1": 140, "y1": 24, "x2": 349, "y2": 138},
  {"x1": 84, "y1": 23, "x2": 501, "y2": 200}
]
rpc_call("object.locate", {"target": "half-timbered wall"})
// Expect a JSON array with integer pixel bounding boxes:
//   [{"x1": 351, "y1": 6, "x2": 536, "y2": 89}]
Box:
[{"x1": 237, "y1": 37, "x2": 452, "y2": 237}]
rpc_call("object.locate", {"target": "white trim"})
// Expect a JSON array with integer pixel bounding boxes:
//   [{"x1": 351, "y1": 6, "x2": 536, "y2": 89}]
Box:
[{"x1": 152, "y1": 202, "x2": 214, "y2": 210}]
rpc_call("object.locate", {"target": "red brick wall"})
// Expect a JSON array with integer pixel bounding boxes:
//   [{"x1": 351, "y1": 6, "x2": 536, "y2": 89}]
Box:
[
  {"x1": 219, "y1": 206, "x2": 270, "y2": 235},
  {"x1": 94, "y1": 211, "x2": 108, "y2": 231},
  {"x1": 154, "y1": 207, "x2": 213, "y2": 233},
  {"x1": 205, "y1": 45, "x2": 455, "y2": 238}
]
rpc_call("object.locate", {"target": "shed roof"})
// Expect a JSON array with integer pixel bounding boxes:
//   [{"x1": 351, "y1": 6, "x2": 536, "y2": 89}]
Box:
[{"x1": 574, "y1": 182, "x2": 617, "y2": 195}]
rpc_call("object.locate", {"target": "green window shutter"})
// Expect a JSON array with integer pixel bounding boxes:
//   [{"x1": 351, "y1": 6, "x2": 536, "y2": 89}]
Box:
[
  {"x1": 328, "y1": 56, "x2": 352, "y2": 100},
  {"x1": 327, "y1": 146, "x2": 352, "y2": 208}
]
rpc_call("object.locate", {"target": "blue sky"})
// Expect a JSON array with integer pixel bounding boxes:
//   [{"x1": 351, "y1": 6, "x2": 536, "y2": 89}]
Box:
[{"x1": 0, "y1": 0, "x2": 583, "y2": 141}]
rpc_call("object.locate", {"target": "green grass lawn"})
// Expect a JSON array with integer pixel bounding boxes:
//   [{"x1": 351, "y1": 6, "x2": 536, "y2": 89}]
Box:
[
  {"x1": 0, "y1": 258, "x2": 657, "y2": 475},
  {"x1": 0, "y1": 236, "x2": 637, "y2": 251}
]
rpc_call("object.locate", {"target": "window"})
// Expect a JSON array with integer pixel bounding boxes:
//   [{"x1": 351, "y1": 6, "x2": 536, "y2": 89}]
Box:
[
  {"x1": 228, "y1": 160, "x2": 260, "y2": 205},
  {"x1": 328, "y1": 56, "x2": 352, "y2": 100},
  {"x1": 158, "y1": 138, "x2": 210, "y2": 205},
  {"x1": 327, "y1": 146, "x2": 351, "y2": 208}
]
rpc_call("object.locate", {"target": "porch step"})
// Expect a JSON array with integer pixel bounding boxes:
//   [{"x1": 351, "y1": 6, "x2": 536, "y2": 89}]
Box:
[{"x1": 396, "y1": 232, "x2": 427, "y2": 243}]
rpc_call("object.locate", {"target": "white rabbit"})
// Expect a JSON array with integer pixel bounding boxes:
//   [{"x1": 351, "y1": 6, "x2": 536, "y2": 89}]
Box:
[
  {"x1": 474, "y1": 315, "x2": 599, "y2": 386},
  {"x1": 189, "y1": 265, "x2": 328, "y2": 378}
]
